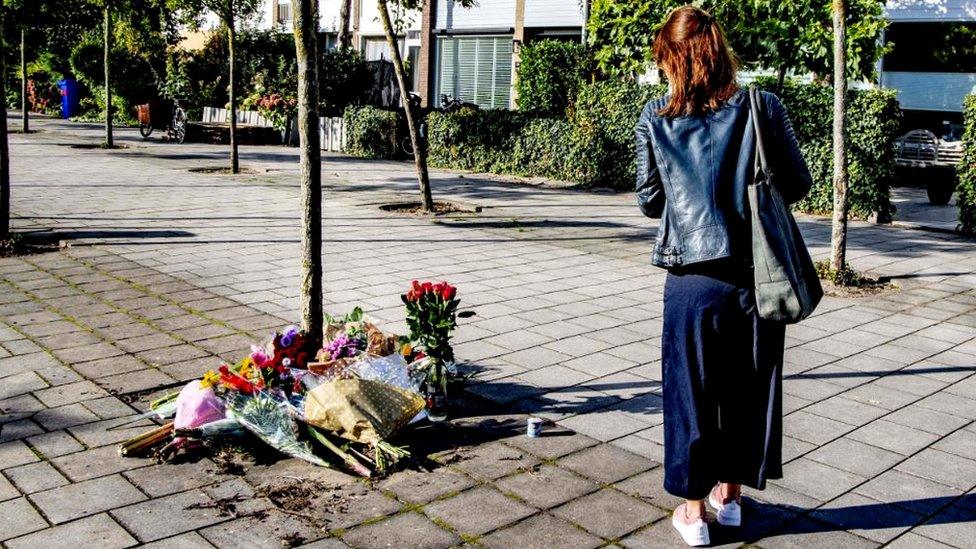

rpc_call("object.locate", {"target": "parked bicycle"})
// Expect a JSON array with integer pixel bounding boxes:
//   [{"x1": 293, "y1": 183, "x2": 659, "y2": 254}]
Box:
[
  {"x1": 401, "y1": 93, "x2": 478, "y2": 156},
  {"x1": 136, "y1": 98, "x2": 188, "y2": 144}
]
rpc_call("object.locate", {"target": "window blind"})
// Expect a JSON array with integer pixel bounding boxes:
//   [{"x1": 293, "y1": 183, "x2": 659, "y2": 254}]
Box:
[{"x1": 435, "y1": 36, "x2": 513, "y2": 109}]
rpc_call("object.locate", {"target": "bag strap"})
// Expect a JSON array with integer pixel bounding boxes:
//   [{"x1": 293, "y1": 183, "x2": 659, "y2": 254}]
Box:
[{"x1": 748, "y1": 86, "x2": 771, "y2": 180}]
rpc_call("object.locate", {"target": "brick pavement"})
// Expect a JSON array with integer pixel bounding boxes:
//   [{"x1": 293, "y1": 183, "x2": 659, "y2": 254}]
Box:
[{"x1": 1, "y1": 116, "x2": 975, "y2": 547}]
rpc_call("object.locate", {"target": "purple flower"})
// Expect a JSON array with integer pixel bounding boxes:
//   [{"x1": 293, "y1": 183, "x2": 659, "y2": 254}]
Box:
[
  {"x1": 325, "y1": 333, "x2": 364, "y2": 360},
  {"x1": 280, "y1": 325, "x2": 300, "y2": 347}
]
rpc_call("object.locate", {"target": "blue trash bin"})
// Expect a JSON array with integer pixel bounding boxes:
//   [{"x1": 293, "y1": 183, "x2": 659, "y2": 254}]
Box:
[{"x1": 57, "y1": 79, "x2": 80, "y2": 119}]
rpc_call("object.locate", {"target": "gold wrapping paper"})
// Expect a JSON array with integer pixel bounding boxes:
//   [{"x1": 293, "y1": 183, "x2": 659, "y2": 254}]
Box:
[{"x1": 303, "y1": 378, "x2": 424, "y2": 445}]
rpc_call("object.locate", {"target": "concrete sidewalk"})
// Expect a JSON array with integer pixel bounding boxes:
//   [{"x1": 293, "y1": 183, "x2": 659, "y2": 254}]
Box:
[{"x1": 1, "y1": 116, "x2": 975, "y2": 547}]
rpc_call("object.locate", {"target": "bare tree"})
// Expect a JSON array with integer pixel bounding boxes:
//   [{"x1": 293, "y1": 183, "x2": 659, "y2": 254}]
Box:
[
  {"x1": 1, "y1": 0, "x2": 10, "y2": 239},
  {"x1": 337, "y1": 0, "x2": 352, "y2": 49},
  {"x1": 377, "y1": 0, "x2": 433, "y2": 211},
  {"x1": 292, "y1": 0, "x2": 323, "y2": 339},
  {"x1": 169, "y1": 0, "x2": 260, "y2": 173},
  {"x1": 20, "y1": 28, "x2": 27, "y2": 133},
  {"x1": 104, "y1": 0, "x2": 113, "y2": 147},
  {"x1": 829, "y1": 0, "x2": 848, "y2": 272}
]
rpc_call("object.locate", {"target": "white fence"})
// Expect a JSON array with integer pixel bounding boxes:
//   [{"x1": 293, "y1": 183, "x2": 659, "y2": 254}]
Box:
[{"x1": 201, "y1": 106, "x2": 345, "y2": 152}]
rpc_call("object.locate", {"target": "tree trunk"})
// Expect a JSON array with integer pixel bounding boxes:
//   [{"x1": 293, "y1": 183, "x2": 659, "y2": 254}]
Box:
[
  {"x1": 21, "y1": 28, "x2": 28, "y2": 134},
  {"x1": 338, "y1": 0, "x2": 352, "y2": 49},
  {"x1": 104, "y1": 4, "x2": 114, "y2": 148},
  {"x1": 228, "y1": 18, "x2": 240, "y2": 174},
  {"x1": 293, "y1": 0, "x2": 323, "y2": 341},
  {"x1": 829, "y1": 0, "x2": 848, "y2": 273},
  {"x1": 0, "y1": 1, "x2": 10, "y2": 238},
  {"x1": 377, "y1": 0, "x2": 434, "y2": 211},
  {"x1": 776, "y1": 65, "x2": 786, "y2": 90}
]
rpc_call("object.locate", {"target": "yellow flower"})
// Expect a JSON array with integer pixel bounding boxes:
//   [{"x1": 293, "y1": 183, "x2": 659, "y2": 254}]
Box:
[
  {"x1": 401, "y1": 343, "x2": 413, "y2": 357},
  {"x1": 200, "y1": 370, "x2": 220, "y2": 389}
]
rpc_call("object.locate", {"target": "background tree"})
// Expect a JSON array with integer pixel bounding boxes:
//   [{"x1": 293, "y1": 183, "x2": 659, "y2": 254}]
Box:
[
  {"x1": 830, "y1": 0, "x2": 848, "y2": 273},
  {"x1": 168, "y1": 0, "x2": 260, "y2": 173},
  {"x1": 1, "y1": 0, "x2": 9, "y2": 239},
  {"x1": 292, "y1": 0, "x2": 322, "y2": 339},
  {"x1": 337, "y1": 0, "x2": 351, "y2": 49},
  {"x1": 376, "y1": 0, "x2": 472, "y2": 212},
  {"x1": 587, "y1": 0, "x2": 886, "y2": 82}
]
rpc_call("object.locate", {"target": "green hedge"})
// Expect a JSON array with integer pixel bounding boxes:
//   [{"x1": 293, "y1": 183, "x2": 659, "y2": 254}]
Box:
[
  {"x1": 343, "y1": 105, "x2": 403, "y2": 159},
  {"x1": 426, "y1": 79, "x2": 900, "y2": 219},
  {"x1": 958, "y1": 95, "x2": 976, "y2": 235},
  {"x1": 761, "y1": 79, "x2": 901, "y2": 220},
  {"x1": 515, "y1": 39, "x2": 592, "y2": 116}
]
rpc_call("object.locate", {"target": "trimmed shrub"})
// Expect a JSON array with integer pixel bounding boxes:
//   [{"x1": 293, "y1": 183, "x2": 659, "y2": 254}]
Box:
[
  {"x1": 343, "y1": 105, "x2": 403, "y2": 159},
  {"x1": 568, "y1": 80, "x2": 667, "y2": 186},
  {"x1": 427, "y1": 78, "x2": 899, "y2": 220},
  {"x1": 957, "y1": 95, "x2": 976, "y2": 235},
  {"x1": 761, "y1": 78, "x2": 901, "y2": 220},
  {"x1": 319, "y1": 48, "x2": 373, "y2": 117},
  {"x1": 515, "y1": 39, "x2": 591, "y2": 116}
]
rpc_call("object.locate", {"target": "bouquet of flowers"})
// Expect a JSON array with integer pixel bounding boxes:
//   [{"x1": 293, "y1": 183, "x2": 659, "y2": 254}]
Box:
[
  {"x1": 119, "y1": 282, "x2": 468, "y2": 476},
  {"x1": 401, "y1": 281, "x2": 462, "y2": 420}
]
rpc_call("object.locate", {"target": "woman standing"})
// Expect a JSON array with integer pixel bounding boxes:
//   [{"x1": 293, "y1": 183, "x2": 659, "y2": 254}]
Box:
[{"x1": 635, "y1": 6, "x2": 812, "y2": 546}]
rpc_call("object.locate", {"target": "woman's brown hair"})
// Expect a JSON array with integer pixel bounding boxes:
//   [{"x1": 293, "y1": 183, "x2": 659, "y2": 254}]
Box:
[{"x1": 653, "y1": 5, "x2": 739, "y2": 118}]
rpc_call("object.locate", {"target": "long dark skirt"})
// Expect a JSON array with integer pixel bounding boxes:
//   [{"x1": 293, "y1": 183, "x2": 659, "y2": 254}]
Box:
[{"x1": 661, "y1": 260, "x2": 786, "y2": 500}]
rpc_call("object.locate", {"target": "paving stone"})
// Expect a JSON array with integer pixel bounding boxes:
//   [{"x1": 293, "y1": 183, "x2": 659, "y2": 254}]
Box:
[
  {"x1": 932, "y1": 428, "x2": 976, "y2": 461},
  {"x1": 201, "y1": 511, "x2": 327, "y2": 548},
  {"x1": 33, "y1": 361, "x2": 83, "y2": 386},
  {"x1": 756, "y1": 517, "x2": 880, "y2": 549},
  {"x1": 25, "y1": 430, "x2": 84, "y2": 459},
  {"x1": 0, "y1": 371, "x2": 49, "y2": 400},
  {"x1": 0, "y1": 440, "x2": 39, "y2": 470},
  {"x1": 33, "y1": 379, "x2": 108, "y2": 408},
  {"x1": 72, "y1": 355, "x2": 148, "y2": 378},
  {"x1": 0, "y1": 418, "x2": 44, "y2": 442},
  {"x1": 95, "y1": 368, "x2": 176, "y2": 394},
  {"x1": 447, "y1": 442, "x2": 540, "y2": 481},
  {"x1": 135, "y1": 344, "x2": 211, "y2": 366},
  {"x1": 36, "y1": 330, "x2": 103, "y2": 350},
  {"x1": 139, "y1": 531, "x2": 217, "y2": 549},
  {"x1": 496, "y1": 464, "x2": 598, "y2": 509},
  {"x1": 886, "y1": 532, "x2": 957, "y2": 548},
  {"x1": 482, "y1": 512, "x2": 604, "y2": 549},
  {"x1": 806, "y1": 437, "x2": 902, "y2": 478},
  {"x1": 83, "y1": 396, "x2": 136, "y2": 419},
  {"x1": 773, "y1": 458, "x2": 866, "y2": 503},
  {"x1": 558, "y1": 409, "x2": 649, "y2": 442},
  {"x1": 33, "y1": 402, "x2": 101, "y2": 430},
  {"x1": 423, "y1": 486, "x2": 536, "y2": 536},
  {"x1": 110, "y1": 488, "x2": 229, "y2": 542},
  {"x1": 3, "y1": 512, "x2": 137, "y2": 549},
  {"x1": 51, "y1": 342, "x2": 123, "y2": 364},
  {"x1": 31, "y1": 474, "x2": 146, "y2": 524},
  {"x1": 552, "y1": 488, "x2": 663, "y2": 539},
  {"x1": 503, "y1": 428, "x2": 599, "y2": 460},
  {"x1": 855, "y1": 468, "x2": 962, "y2": 516},
  {"x1": 558, "y1": 443, "x2": 656, "y2": 484},
  {"x1": 3, "y1": 460, "x2": 69, "y2": 494},
  {"x1": 124, "y1": 460, "x2": 230, "y2": 498},
  {"x1": 67, "y1": 415, "x2": 157, "y2": 448},
  {"x1": 301, "y1": 483, "x2": 402, "y2": 531},
  {"x1": 0, "y1": 471, "x2": 18, "y2": 501},
  {"x1": 377, "y1": 467, "x2": 475, "y2": 504},
  {"x1": 342, "y1": 511, "x2": 459, "y2": 549},
  {"x1": 896, "y1": 448, "x2": 976, "y2": 491},
  {"x1": 52, "y1": 444, "x2": 149, "y2": 482},
  {"x1": 613, "y1": 466, "x2": 683, "y2": 511},
  {"x1": 810, "y1": 491, "x2": 925, "y2": 544},
  {"x1": 782, "y1": 410, "x2": 852, "y2": 446},
  {"x1": 0, "y1": 352, "x2": 61, "y2": 378},
  {"x1": 911, "y1": 506, "x2": 976, "y2": 548},
  {"x1": 804, "y1": 396, "x2": 888, "y2": 427},
  {"x1": 847, "y1": 419, "x2": 941, "y2": 456},
  {"x1": 885, "y1": 405, "x2": 971, "y2": 436},
  {"x1": 0, "y1": 497, "x2": 49, "y2": 541}
]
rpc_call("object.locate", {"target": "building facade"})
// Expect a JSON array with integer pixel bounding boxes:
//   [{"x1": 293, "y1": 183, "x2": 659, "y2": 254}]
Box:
[{"x1": 880, "y1": 0, "x2": 976, "y2": 118}]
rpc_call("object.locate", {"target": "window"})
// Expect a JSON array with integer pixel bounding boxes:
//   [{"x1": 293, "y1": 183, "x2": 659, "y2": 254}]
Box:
[
  {"x1": 276, "y1": 2, "x2": 292, "y2": 25},
  {"x1": 435, "y1": 36, "x2": 513, "y2": 109},
  {"x1": 363, "y1": 38, "x2": 391, "y2": 61},
  {"x1": 885, "y1": 23, "x2": 976, "y2": 73}
]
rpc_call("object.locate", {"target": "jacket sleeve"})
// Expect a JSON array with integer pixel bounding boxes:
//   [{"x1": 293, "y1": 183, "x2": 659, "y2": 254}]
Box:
[
  {"x1": 635, "y1": 104, "x2": 665, "y2": 218},
  {"x1": 765, "y1": 94, "x2": 813, "y2": 204}
]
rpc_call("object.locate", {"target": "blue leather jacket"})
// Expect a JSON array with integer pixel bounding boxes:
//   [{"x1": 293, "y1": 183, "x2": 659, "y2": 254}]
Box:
[{"x1": 636, "y1": 89, "x2": 812, "y2": 268}]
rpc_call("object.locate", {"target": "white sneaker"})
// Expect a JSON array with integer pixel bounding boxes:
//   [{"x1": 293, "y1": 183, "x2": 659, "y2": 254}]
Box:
[
  {"x1": 671, "y1": 507, "x2": 710, "y2": 546},
  {"x1": 708, "y1": 492, "x2": 742, "y2": 527}
]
